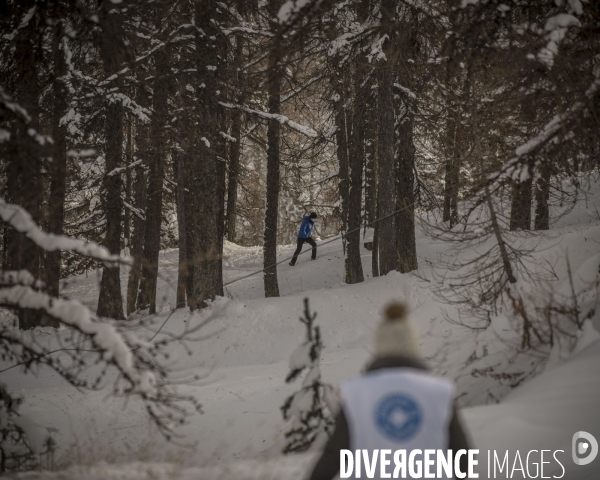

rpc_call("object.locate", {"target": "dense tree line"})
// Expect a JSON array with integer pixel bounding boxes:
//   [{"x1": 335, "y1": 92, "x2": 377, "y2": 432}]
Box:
[{"x1": 1, "y1": 0, "x2": 598, "y2": 329}]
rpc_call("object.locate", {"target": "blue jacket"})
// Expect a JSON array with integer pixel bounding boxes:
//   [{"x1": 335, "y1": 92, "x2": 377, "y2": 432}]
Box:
[{"x1": 298, "y1": 216, "x2": 315, "y2": 238}]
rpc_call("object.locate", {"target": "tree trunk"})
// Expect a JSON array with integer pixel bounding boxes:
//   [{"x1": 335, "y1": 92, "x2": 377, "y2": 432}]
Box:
[
  {"x1": 174, "y1": 146, "x2": 187, "y2": 308},
  {"x1": 395, "y1": 112, "x2": 418, "y2": 273},
  {"x1": 344, "y1": 65, "x2": 366, "y2": 285},
  {"x1": 174, "y1": 63, "x2": 190, "y2": 309},
  {"x1": 226, "y1": 37, "x2": 244, "y2": 244},
  {"x1": 369, "y1": 88, "x2": 380, "y2": 279},
  {"x1": 97, "y1": 3, "x2": 127, "y2": 319},
  {"x1": 364, "y1": 91, "x2": 377, "y2": 226},
  {"x1": 12, "y1": 2, "x2": 44, "y2": 329},
  {"x1": 534, "y1": 166, "x2": 551, "y2": 231},
  {"x1": 226, "y1": 110, "x2": 242, "y2": 244},
  {"x1": 45, "y1": 24, "x2": 68, "y2": 312},
  {"x1": 126, "y1": 160, "x2": 147, "y2": 315},
  {"x1": 182, "y1": 104, "x2": 196, "y2": 307},
  {"x1": 97, "y1": 100, "x2": 125, "y2": 319},
  {"x1": 124, "y1": 114, "x2": 133, "y2": 254},
  {"x1": 394, "y1": 21, "x2": 418, "y2": 274},
  {"x1": 137, "y1": 49, "x2": 169, "y2": 314},
  {"x1": 4, "y1": 158, "x2": 21, "y2": 275},
  {"x1": 125, "y1": 84, "x2": 149, "y2": 316},
  {"x1": 214, "y1": 99, "x2": 227, "y2": 297},
  {"x1": 263, "y1": 59, "x2": 282, "y2": 297},
  {"x1": 442, "y1": 113, "x2": 460, "y2": 227},
  {"x1": 372, "y1": 202, "x2": 380, "y2": 278},
  {"x1": 185, "y1": 0, "x2": 223, "y2": 309},
  {"x1": 332, "y1": 80, "x2": 349, "y2": 251},
  {"x1": 510, "y1": 179, "x2": 532, "y2": 231},
  {"x1": 474, "y1": 122, "x2": 516, "y2": 285},
  {"x1": 376, "y1": 1, "x2": 398, "y2": 276}
]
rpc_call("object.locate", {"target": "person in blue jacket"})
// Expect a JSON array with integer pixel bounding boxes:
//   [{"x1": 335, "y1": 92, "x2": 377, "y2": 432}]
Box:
[{"x1": 289, "y1": 212, "x2": 318, "y2": 266}]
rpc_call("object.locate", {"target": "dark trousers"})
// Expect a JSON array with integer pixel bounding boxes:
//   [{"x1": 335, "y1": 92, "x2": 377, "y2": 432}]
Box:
[{"x1": 290, "y1": 237, "x2": 317, "y2": 265}]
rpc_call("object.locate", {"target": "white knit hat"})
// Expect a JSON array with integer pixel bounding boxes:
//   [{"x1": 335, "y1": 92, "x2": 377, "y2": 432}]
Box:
[{"x1": 372, "y1": 302, "x2": 422, "y2": 359}]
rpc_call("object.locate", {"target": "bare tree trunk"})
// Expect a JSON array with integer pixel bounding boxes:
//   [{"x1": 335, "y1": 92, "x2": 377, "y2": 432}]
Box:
[
  {"x1": 97, "y1": 98, "x2": 125, "y2": 319},
  {"x1": 214, "y1": 94, "x2": 227, "y2": 298},
  {"x1": 4, "y1": 159, "x2": 21, "y2": 274},
  {"x1": 125, "y1": 80, "x2": 149, "y2": 315},
  {"x1": 124, "y1": 115, "x2": 133, "y2": 253},
  {"x1": 442, "y1": 113, "x2": 460, "y2": 227},
  {"x1": 394, "y1": 20, "x2": 418, "y2": 274},
  {"x1": 226, "y1": 37, "x2": 244, "y2": 244},
  {"x1": 185, "y1": 0, "x2": 223, "y2": 309},
  {"x1": 126, "y1": 159, "x2": 147, "y2": 315},
  {"x1": 183, "y1": 103, "x2": 196, "y2": 306},
  {"x1": 534, "y1": 166, "x2": 551, "y2": 230},
  {"x1": 369, "y1": 88, "x2": 380, "y2": 279},
  {"x1": 487, "y1": 184, "x2": 516, "y2": 284},
  {"x1": 510, "y1": 179, "x2": 532, "y2": 231},
  {"x1": 376, "y1": 1, "x2": 398, "y2": 276},
  {"x1": 344, "y1": 65, "x2": 366, "y2": 285},
  {"x1": 474, "y1": 123, "x2": 516, "y2": 284},
  {"x1": 372, "y1": 202, "x2": 380, "y2": 278},
  {"x1": 226, "y1": 111, "x2": 242, "y2": 243},
  {"x1": 174, "y1": 61, "x2": 190, "y2": 309},
  {"x1": 45, "y1": 23, "x2": 68, "y2": 312},
  {"x1": 263, "y1": 57, "x2": 282, "y2": 297},
  {"x1": 97, "y1": 4, "x2": 127, "y2": 319},
  {"x1": 364, "y1": 91, "x2": 377, "y2": 226},
  {"x1": 13, "y1": 2, "x2": 44, "y2": 329},
  {"x1": 332, "y1": 79, "x2": 350, "y2": 251},
  {"x1": 395, "y1": 112, "x2": 418, "y2": 273},
  {"x1": 174, "y1": 146, "x2": 187, "y2": 308},
  {"x1": 137, "y1": 49, "x2": 169, "y2": 314}
]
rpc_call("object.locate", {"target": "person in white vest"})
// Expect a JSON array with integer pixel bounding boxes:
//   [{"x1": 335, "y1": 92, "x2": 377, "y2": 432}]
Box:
[{"x1": 308, "y1": 302, "x2": 470, "y2": 480}]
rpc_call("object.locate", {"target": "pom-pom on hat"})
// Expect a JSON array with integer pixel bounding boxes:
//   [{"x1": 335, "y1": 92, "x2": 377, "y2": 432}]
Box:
[{"x1": 373, "y1": 301, "x2": 421, "y2": 359}]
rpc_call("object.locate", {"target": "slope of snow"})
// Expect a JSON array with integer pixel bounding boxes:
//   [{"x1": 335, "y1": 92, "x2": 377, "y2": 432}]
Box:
[
  {"x1": 4, "y1": 178, "x2": 600, "y2": 478},
  {"x1": 463, "y1": 341, "x2": 600, "y2": 479},
  {"x1": 14, "y1": 341, "x2": 600, "y2": 479}
]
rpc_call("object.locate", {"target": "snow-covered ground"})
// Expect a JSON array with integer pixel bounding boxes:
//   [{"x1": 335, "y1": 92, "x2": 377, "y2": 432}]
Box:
[{"x1": 5, "y1": 178, "x2": 600, "y2": 479}]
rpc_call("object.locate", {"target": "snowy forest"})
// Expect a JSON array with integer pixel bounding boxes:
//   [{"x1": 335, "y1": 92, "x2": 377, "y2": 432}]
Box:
[{"x1": 1, "y1": 0, "x2": 599, "y2": 478}]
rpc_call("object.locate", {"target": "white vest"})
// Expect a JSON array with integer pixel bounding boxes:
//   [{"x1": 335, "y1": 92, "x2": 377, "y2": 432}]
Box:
[{"x1": 340, "y1": 368, "x2": 455, "y2": 479}]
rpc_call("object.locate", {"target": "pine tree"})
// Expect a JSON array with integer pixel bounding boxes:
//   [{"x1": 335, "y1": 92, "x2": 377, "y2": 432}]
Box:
[{"x1": 281, "y1": 298, "x2": 336, "y2": 453}]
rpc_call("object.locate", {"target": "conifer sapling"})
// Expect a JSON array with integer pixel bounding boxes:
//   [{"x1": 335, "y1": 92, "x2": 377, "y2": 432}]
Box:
[{"x1": 281, "y1": 298, "x2": 336, "y2": 453}]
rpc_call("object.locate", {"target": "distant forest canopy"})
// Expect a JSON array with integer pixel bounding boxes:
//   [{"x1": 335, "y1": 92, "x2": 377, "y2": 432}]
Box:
[{"x1": 1, "y1": 0, "x2": 598, "y2": 325}]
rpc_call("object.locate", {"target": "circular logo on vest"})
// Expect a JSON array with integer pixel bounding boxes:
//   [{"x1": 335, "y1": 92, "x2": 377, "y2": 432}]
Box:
[{"x1": 374, "y1": 393, "x2": 422, "y2": 442}]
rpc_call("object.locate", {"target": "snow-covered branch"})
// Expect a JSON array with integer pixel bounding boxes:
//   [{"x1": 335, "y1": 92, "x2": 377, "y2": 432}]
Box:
[
  {"x1": 0, "y1": 285, "x2": 155, "y2": 395},
  {"x1": 0, "y1": 199, "x2": 129, "y2": 265},
  {"x1": 219, "y1": 102, "x2": 318, "y2": 138},
  {"x1": 106, "y1": 93, "x2": 151, "y2": 123},
  {"x1": 277, "y1": 0, "x2": 318, "y2": 26},
  {"x1": 1, "y1": 6, "x2": 36, "y2": 42},
  {"x1": 393, "y1": 83, "x2": 417, "y2": 100},
  {"x1": 0, "y1": 286, "x2": 203, "y2": 439},
  {"x1": 487, "y1": 74, "x2": 600, "y2": 185},
  {"x1": 0, "y1": 86, "x2": 31, "y2": 123},
  {"x1": 222, "y1": 26, "x2": 273, "y2": 37},
  {"x1": 107, "y1": 158, "x2": 143, "y2": 176},
  {"x1": 0, "y1": 270, "x2": 37, "y2": 287},
  {"x1": 123, "y1": 200, "x2": 146, "y2": 221}
]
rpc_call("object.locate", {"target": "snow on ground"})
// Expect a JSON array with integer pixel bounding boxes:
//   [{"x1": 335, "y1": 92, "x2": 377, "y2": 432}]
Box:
[
  {"x1": 464, "y1": 340, "x2": 600, "y2": 479},
  {"x1": 4, "y1": 178, "x2": 600, "y2": 478}
]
